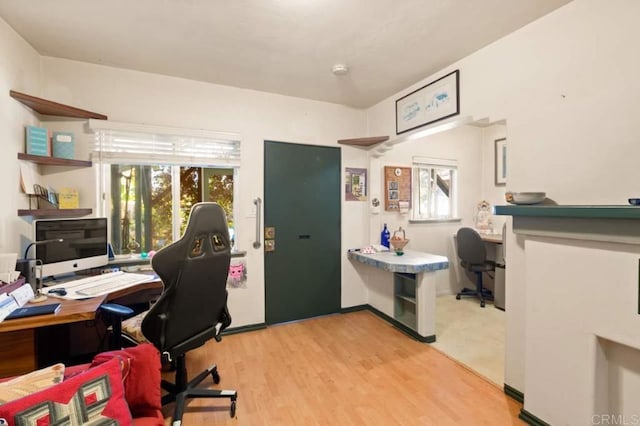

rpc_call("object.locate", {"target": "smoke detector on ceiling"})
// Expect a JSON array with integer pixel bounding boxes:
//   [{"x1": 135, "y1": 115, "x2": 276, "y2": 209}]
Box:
[{"x1": 332, "y1": 64, "x2": 349, "y2": 76}]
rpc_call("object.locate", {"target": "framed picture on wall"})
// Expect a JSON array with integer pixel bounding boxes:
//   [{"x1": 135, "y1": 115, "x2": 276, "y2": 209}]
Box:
[
  {"x1": 395, "y1": 70, "x2": 460, "y2": 135},
  {"x1": 495, "y1": 138, "x2": 507, "y2": 185},
  {"x1": 345, "y1": 167, "x2": 367, "y2": 201}
]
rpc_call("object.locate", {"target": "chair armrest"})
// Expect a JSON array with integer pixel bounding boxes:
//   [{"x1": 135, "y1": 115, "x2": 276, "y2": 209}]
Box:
[
  {"x1": 100, "y1": 303, "x2": 134, "y2": 317},
  {"x1": 99, "y1": 303, "x2": 135, "y2": 350}
]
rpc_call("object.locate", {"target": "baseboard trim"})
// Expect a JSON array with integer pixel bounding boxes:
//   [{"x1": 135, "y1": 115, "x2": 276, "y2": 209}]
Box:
[
  {"x1": 226, "y1": 303, "x2": 438, "y2": 343},
  {"x1": 504, "y1": 383, "x2": 524, "y2": 403},
  {"x1": 364, "y1": 304, "x2": 436, "y2": 343},
  {"x1": 519, "y1": 409, "x2": 550, "y2": 426},
  {"x1": 223, "y1": 322, "x2": 267, "y2": 335},
  {"x1": 340, "y1": 304, "x2": 368, "y2": 313}
]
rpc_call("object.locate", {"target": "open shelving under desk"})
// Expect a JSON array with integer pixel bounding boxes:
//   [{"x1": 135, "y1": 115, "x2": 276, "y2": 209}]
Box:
[{"x1": 348, "y1": 250, "x2": 448, "y2": 343}]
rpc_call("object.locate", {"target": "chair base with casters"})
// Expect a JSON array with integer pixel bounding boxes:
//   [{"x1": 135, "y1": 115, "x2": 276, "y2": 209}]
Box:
[
  {"x1": 456, "y1": 264, "x2": 494, "y2": 308},
  {"x1": 164, "y1": 354, "x2": 238, "y2": 425},
  {"x1": 100, "y1": 306, "x2": 238, "y2": 422}
]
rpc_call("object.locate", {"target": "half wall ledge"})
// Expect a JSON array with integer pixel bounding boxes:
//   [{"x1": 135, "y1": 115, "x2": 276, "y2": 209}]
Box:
[{"x1": 494, "y1": 205, "x2": 640, "y2": 245}]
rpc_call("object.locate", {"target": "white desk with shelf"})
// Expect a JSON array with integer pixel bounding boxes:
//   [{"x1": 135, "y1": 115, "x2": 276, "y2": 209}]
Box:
[
  {"x1": 479, "y1": 233, "x2": 505, "y2": 310},
  {"x1": 347, "y1": 249, "x2": 448, "y2": 342}
]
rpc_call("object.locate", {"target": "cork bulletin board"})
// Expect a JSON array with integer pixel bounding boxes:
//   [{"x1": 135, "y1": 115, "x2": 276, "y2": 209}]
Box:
[{"x1": 384, "y1": 166, "x2": 411, "y2": 211}]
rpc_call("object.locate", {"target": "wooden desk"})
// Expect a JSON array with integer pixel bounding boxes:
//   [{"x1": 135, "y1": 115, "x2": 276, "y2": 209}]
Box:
[
  {"x1": 106, "y1": 280, "x2": 163, "y2": 302},
  {"x1": 0, "y1": 297, "x2": 105, "y2": 377},
  {"x1": 0, "y1": 280, "x2": 162, "y2": 378}
]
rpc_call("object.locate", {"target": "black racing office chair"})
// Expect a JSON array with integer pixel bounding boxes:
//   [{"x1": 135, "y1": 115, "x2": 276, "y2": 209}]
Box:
[
  {"x1": 104, "y1": 202, "x2": 238, "y2": 422},
  {"x1": 455, "y1": 227, "x2": 495, "y2": 308}
]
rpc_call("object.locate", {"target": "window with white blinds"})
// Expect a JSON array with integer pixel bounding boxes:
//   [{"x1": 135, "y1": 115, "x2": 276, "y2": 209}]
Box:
[
  {"x1": 89, "y1": 120, "x2": 240, "y2": 252},
  {"x1": 89, "y1": 119, "x2": 241, "y2": 167}
]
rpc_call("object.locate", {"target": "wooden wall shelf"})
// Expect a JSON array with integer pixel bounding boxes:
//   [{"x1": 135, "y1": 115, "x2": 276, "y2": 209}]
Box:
[
  {"x1": 18, "y1": 208, "x2": 93, "y2": 218},
  {"x1": 10, "y1": 90, "x2": 107, "y2": 120},
  {"x1": 17, "y1": 153, "x2": 92, "y2": 167},
  {"x1": 337, "y1": 136, "x2": 389, "y2": 147}
]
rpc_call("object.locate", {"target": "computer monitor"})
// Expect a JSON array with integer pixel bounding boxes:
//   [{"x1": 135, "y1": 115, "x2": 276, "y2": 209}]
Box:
[{"x1": 34, "y1": 217, "x2": 108, "y2": 277}]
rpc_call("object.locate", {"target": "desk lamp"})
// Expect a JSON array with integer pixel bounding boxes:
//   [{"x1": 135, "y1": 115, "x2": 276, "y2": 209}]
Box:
[{"x1": 17, "y1": 238, "x2": 64, "y2": 302}]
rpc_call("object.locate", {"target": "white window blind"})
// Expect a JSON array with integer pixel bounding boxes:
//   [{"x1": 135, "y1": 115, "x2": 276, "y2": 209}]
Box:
[
  {"x1": 412, "y1": 156, "x2": 458, "y2": 169},
  {"x1": 89, "y1": 119, "x2": 241, "y2": 167}
]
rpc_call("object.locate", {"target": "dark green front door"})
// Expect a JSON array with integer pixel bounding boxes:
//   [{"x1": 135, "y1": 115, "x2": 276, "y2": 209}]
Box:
[{"x1": 264, "y1": 141, "x2": 341, "y2": 324}]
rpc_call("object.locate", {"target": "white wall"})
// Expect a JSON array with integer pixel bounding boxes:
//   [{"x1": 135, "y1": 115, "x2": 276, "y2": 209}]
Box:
[
  {"x1": 43, "y1": 57, "x2": 366, "y2": 326},
  {"x1": 2, "y1": 55, "x2": 371, "y2": 327},
  {"x1": 525, "y1": 238, "x2": 640, "y2": 424},
  {"x1": 365, "y1": 0, "x2": 640, "y2": 394},
  {"x1": 0, "y1": 18, "x2": 42, "y2": 254},
  {"x1": 368, "y1": 0, "x2": 640, "y2": 204}
]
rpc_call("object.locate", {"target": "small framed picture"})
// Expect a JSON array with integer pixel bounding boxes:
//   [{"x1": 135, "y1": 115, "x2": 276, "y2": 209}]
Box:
[{"x1": 345, "y1": 167, "x2": 367, "y2": 201}]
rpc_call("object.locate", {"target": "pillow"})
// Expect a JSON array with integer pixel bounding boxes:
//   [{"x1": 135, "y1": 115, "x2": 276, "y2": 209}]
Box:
[
  {"x1": 91, "y1": 343, "x2": 161, "y2": 418},
  {"x1": 0, "y1": 363, "x2": 65, "y2": 404},
  {"x1": 121, "y1": 311, "x2": 149, "y2": 344},
  {"x1": 0, "y1": 357, "x2": 131, "y2": 426}
]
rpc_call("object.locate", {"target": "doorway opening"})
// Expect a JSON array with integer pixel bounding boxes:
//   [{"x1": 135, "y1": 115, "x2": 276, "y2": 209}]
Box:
[{"x1": 432, "y1": 121, "x2": 508, "y2": 386}]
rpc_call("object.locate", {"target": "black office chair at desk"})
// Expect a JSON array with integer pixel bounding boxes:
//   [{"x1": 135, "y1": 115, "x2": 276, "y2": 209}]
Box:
[
  {"x1": 103, "y1": 202, "x2": 238, "y2": 421},
  {"x1": 455, "y1": 227, "x2": 495, "y2": 308}
]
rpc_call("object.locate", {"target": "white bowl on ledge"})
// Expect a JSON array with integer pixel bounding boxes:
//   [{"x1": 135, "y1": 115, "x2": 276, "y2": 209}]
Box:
[{"x1": 505, "y1": 192, "x2": 546, "y2": 205}]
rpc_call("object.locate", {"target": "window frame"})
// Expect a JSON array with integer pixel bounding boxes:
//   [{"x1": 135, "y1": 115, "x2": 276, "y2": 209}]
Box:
[
  {"x1": 409, "y1": 156, "x2": 460, "y2": 223},
  {"x1": 90, "y1": 120, "x2": 241, "y2": 251},
  {"x1": 97, "y1": 163, "x2": 239, "y2": 251}
]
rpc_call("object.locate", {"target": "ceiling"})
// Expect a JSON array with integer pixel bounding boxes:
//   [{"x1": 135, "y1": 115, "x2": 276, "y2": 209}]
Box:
[{"x1": 0, "y1": 0, "x2": 571, "y2": 108}]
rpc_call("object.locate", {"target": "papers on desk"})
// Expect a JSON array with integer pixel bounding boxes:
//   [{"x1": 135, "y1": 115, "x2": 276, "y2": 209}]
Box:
[
  {"x1": 0, "y1": 294, "x2": 18, "y2": 322},
  {"x1": 0, "y1": 284, "x2": 35, "y2": 322},
  {"x1": 10, "y1": 284, "x2": 34, "y2": 307},
  {"x1": 45, "y1": 272, "x2": 155, "y2": 300}
]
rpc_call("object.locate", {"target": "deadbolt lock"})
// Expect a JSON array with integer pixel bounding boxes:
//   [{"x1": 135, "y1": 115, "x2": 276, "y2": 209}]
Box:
[
  {"x1": 265, "y1": 239, "x2": 275, "y2": 252},
  {"x1": 265, "y1": 227, "x2": 275, "y2": 239}
]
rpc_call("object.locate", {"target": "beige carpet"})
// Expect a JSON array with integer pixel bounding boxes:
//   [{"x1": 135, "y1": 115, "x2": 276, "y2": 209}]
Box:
[{"x1": 432, "y1": 294, "x2": 505, "y2": 386}]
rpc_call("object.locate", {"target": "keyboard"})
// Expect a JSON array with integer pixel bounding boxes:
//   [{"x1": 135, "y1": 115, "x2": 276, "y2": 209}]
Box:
[{"x1": 62, "y1": 271, "x2": 154, "y2": 297}]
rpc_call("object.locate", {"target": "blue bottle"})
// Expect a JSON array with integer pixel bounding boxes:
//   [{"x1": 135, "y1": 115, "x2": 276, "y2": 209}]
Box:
[{"x1": 381, "y1": 223, "x2": 391, "y2": 248}]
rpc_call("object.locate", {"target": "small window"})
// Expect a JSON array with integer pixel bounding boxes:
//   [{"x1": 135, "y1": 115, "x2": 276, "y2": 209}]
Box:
[{"x1": 412, "y1": 157, "x2": 458, "y2": 221}]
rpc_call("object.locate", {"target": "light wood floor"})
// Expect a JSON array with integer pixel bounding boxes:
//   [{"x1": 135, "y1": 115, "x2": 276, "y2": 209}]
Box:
[{"x1": 162, "y1": 310, "x2": 524, "y2": 425}]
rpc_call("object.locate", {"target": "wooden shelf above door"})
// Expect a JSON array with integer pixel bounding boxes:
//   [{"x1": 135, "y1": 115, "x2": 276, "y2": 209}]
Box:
[
  {"x1": 337, "y1": 136, "x2": 389, "y2": 147},
  {"x1": 10, "y1": 90, "x2": 107, "y2": 120}
]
